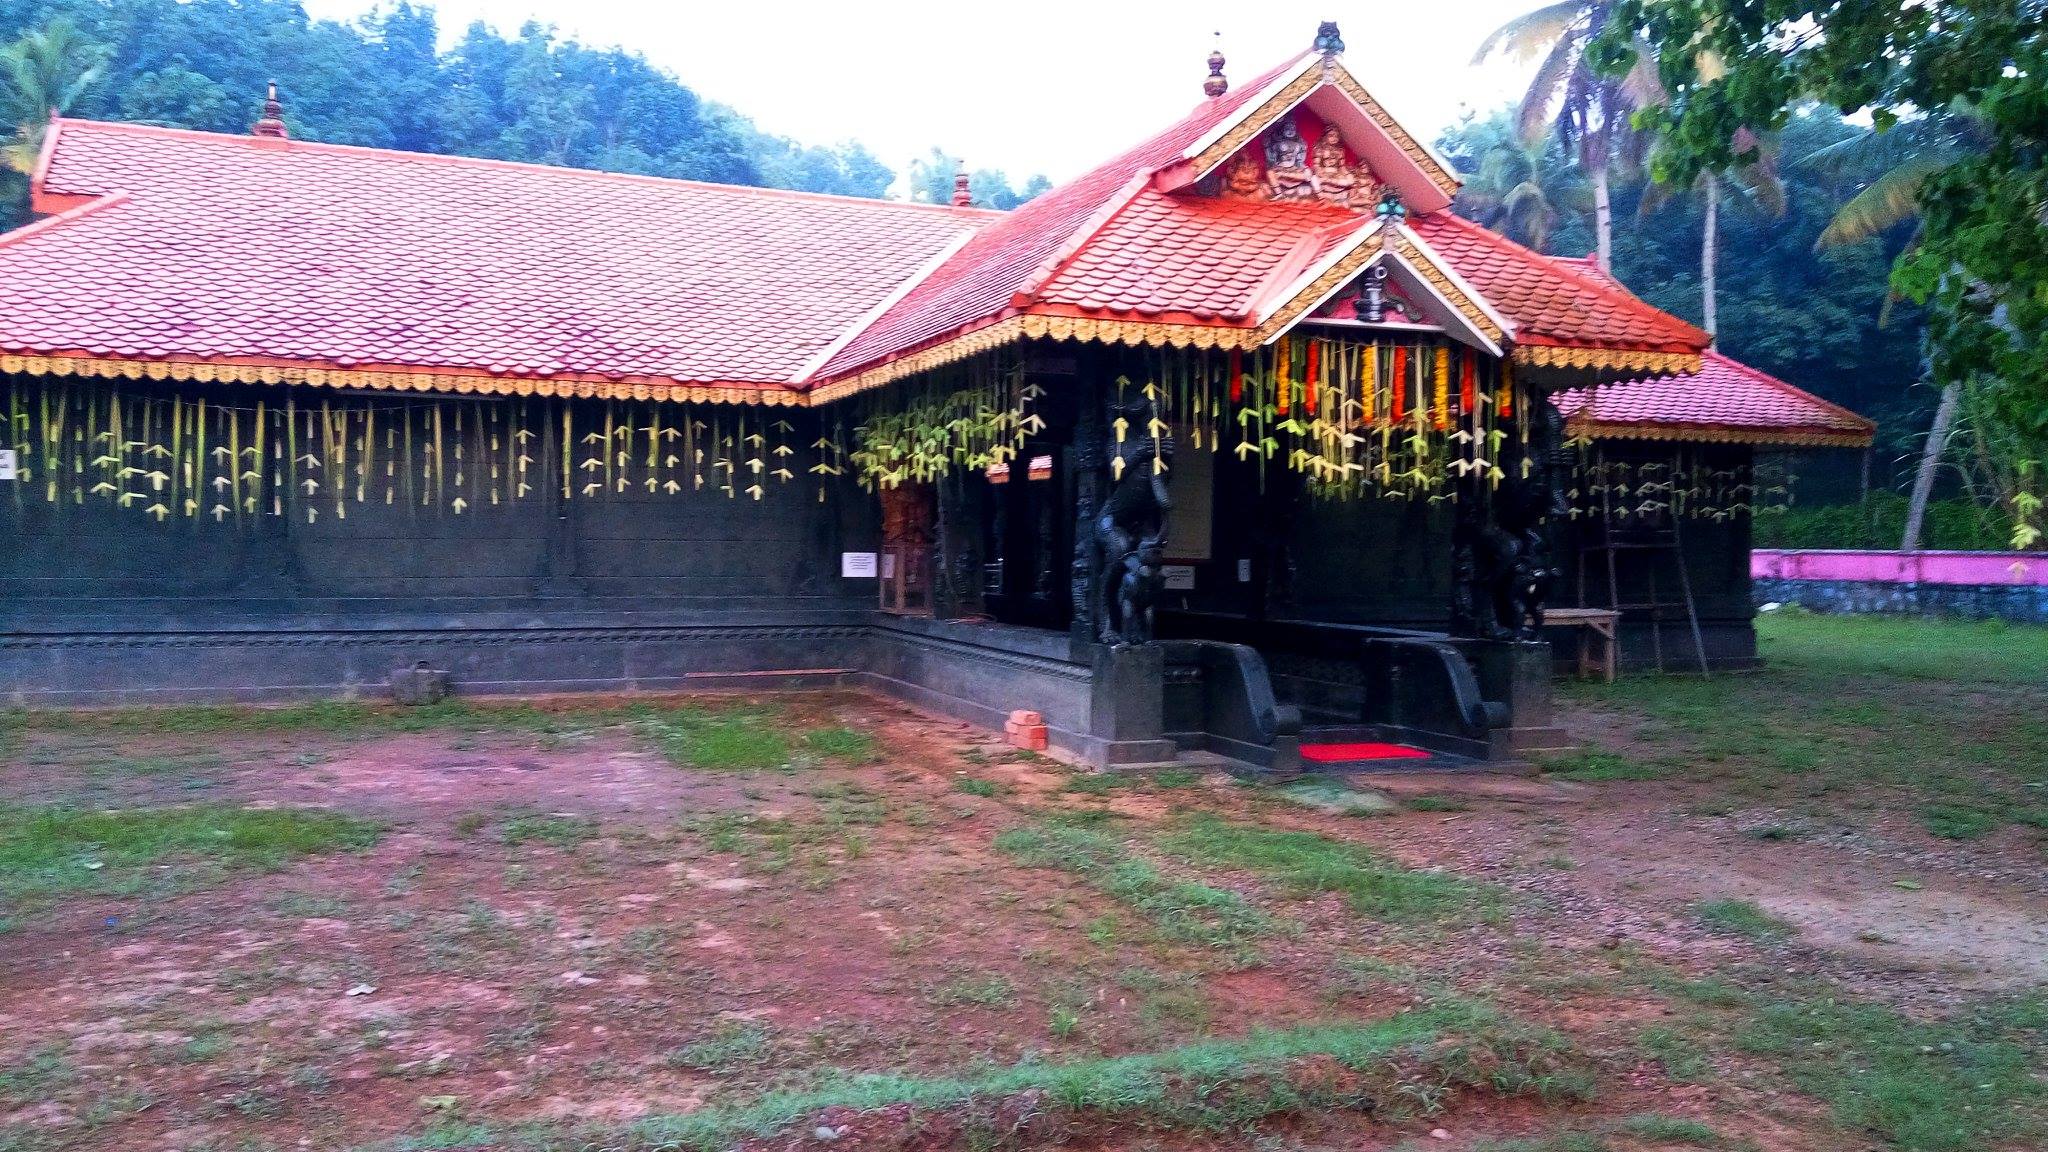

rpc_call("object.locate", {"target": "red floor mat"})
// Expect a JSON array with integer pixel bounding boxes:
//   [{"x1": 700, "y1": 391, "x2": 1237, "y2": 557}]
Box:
[{"x1": 1300, "y1": 741, "x2": 1430, "y2": 763}]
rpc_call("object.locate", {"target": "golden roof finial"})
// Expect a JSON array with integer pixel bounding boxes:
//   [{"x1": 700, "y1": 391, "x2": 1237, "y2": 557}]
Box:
[
  {"x1": 251, "y1": 81, "x2": 289, "y2": 139},
  {"x1": 1203, "y1": 33, "x2": 1228, "y2": 99}
]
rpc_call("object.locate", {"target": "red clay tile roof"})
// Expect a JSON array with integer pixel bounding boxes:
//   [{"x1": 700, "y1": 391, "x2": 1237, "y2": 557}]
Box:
[
  {"x1": 1407, "y1": 213, "x2": 1709, "y2": 354},
  {"x1": 1, "y1": 46, "x2": 1723, "y2": 404},
  {"x1": 1031, "y1": 188, "x2": 1363, "y2": 324},
  {"x1": 1553, "y1": 351, "x2": 1876, "y2": 446},
  {"x1": 815, "y1": 53, "x2": 1317, "y2": 379},
  {"x1": 3, "y1": 119, "x2": 993, "y2": 396}
]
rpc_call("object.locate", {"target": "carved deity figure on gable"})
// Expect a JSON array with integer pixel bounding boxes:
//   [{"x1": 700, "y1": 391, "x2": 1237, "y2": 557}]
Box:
[
  {"x1": 1220, "y1": 150, "x2": 1269, "y2": 201},
  {"x1": 1310, "y1": 126, "x2": 1378, "y2": 209},
  {"x1": 1262, "y1": 121, "x2": 1318, "y2": 201}
]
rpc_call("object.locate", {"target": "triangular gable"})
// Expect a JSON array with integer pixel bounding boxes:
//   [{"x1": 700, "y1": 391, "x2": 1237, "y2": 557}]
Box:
[
  {"x1": 1155, "y1": 53, "x2": 1460, "y2": 213},
  {"x1": 1250, "y1": 222, "x2": 1509, "y2": 355}
]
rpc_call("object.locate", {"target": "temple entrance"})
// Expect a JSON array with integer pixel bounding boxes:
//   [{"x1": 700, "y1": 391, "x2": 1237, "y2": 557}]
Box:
[{"x1": 981, "y1": 448, "x2": 1072, "y2": 631}]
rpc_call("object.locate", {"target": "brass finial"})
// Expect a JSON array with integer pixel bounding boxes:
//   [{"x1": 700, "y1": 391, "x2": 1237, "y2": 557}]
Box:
[
  {"x1": 950, "y1": 163, "x2": 973, "y2": 207},
  {"x1": 1203, "y1": 33, "x2": 1228, "y2": 98},
  {"x1": 251, "y1": 81, "x2": 289, "y2": 139}
]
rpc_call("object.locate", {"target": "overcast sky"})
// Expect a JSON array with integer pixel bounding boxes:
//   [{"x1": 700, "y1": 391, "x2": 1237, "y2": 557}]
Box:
[{"x1": 303, "y1": 0, "x2": 1549, "y2": 185}]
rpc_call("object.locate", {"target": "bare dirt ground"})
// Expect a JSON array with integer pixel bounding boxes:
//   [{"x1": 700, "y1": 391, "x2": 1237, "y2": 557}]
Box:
[{"x1": 1, "y1": 617, "x2": 2043, "y2": 1152}]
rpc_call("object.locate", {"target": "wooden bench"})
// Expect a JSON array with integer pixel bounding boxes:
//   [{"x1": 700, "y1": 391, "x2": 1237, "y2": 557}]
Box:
[{"x1": 1545, "y1": 607, "x2": 1620, "y2": 683}]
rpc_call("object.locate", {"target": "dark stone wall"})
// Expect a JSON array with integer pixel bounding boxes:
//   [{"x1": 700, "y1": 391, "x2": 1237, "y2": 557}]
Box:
[
  {"x1": 0, "y1": 382, "x2": 879, "y2": 632},
  {"x1": 1753, "y1": 577, "x2": 2048, "y2": 623}
]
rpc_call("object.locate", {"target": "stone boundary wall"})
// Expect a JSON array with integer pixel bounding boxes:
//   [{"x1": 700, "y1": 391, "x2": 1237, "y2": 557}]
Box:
[{"x1": 1752, "y1": 549, "x2": 2048, "y2": 622}]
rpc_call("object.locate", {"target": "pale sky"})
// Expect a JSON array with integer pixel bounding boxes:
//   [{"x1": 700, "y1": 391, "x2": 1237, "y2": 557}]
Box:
[{"x1": 301, "y1": 1, "x2": 1549, "y2": 186}]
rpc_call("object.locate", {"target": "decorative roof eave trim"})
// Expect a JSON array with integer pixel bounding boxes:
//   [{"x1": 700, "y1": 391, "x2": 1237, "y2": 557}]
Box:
[
  {"x1": 1249, "y1": 226, "x2": 1507, "y2": 354},
  {"x1": 793, "y1": 227, "x2": 980, "y2": 385},
  {"x1": 1182, "y1": 65, "x2": 1326, "y2": 185},
  {"x1": 1181, "y1": 52, "x2": 1319, "y2": 160},
  {"x1": 0, "y1": 353, "x2": 804, "y2": 406},
  {"x1": 809, "y1": 312, "x2": 1304, "y2": 406},
  {"x1": 1514, "y1": 345, "x2": 1704, "y2": 376},
  {"x1": 1324, "y1": 65, "x2": 1461, "y2": 193},
  {"x1": 1394, "y1": 224, "x2": 1513, "y2": 339},
  {"x1": 1251, "y1": 230, "x2": 1385, "y2": 342},
  {"x1": 1568, "y1": 417, "x2": 1875, "y2": 449}
]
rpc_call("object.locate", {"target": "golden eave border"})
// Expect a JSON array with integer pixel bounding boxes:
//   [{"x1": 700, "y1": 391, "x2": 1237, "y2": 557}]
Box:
[
  {"x1": 0, "y1": 353, "x2": 803, "y2": 406},
  {"x1": 1570, "y1": 417, "x2": 1873, "y2": 449},
  {"x1": 1514, "y1": 346, "x2": 1703, "y2": 375}
]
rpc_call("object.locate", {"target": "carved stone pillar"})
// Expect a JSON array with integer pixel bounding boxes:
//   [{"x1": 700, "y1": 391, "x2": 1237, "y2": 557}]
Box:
[
  {"x1": 1069, "y1": 375, "x2": 1103, "y2": 648},
  {"x1": 931, "y1": 470, "x2": 984, "y2": 620}
]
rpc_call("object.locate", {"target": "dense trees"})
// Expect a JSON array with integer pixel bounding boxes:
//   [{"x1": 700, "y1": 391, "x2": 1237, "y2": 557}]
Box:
[
  {"x1": 1599, "y1": 0, "x2": 2045, "y2": 546},
  {"x1": 1438, "y1": 107, "x2": 1925, "y2": 457},
  {"x1": 0, "y1": 0, "x2": 1048, "y2": 228}
]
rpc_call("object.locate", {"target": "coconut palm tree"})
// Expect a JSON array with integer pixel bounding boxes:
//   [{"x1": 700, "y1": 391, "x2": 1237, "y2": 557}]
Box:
[
  {"x1": 1473, "y1": 1, "x2": 1661, "y2": 273},
  {"x1": 0, "y1": 18, "x2": 105, "y2": 174},
  {"x1": 1639, "y1": 127, "x2": 1787, "y2": 345},
  {"x1": 1457, "y1": 137, "x2": 1584, "y2": 252},
  {"x1": 1802, "y1": 106, "x2": 1989, "y2": 549}
]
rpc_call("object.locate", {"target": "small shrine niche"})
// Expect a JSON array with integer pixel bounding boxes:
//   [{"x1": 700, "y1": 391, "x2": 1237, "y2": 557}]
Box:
[
  {"x1": 1310, "y1": 265, "x2": 1426, "y2": 326},
  {"x1": 1201, "y1": 108, "x2": 1383, "y2": 211}
]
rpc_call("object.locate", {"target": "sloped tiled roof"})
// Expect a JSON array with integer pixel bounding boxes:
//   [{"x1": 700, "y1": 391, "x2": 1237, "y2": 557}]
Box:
[
  {"x1": 816, "y1": 53, "x2": 1316, "y2": 380},
  {"x1": 1407, "y1": 214, "x2": 1710, "y2": 355},
  {"x1": 0, "y1": 41, "x2": 1730, "y2": 407},
  {"x1": 2, "y1": 119, "x2": 994, "y2": 400},
  {"x1": 1032, "y1": 188, "x2": 1362, "y2": 323},
  {"x1": 1554, "y1": 351, "x2": 1875, "y2": 447}
]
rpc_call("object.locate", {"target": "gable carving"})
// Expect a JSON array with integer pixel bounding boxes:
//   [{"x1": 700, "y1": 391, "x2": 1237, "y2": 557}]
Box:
[{"x1": 1204, "y1": 112, "x2": 1384, "y2": 211}]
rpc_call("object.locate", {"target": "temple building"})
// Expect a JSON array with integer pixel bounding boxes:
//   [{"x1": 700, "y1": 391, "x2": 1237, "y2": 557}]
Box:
[{"x1": 0, "y1": 25, "x2": 1870, "y2": 769}]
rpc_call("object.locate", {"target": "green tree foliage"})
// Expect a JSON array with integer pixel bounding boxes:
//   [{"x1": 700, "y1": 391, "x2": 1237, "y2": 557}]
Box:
[
  {"x1": 907, "y1": 147, "x2": 1053, "y2": 210},
  {"x1": 1598, "y1": 0, "x2": 2048, "y2": 545},
  {"x1": 0, "y1": 0, "x2": 1048, "y2": 227},
  {"x1": 1440, "y1": 107, "x2": 1925, "y2": 453}
]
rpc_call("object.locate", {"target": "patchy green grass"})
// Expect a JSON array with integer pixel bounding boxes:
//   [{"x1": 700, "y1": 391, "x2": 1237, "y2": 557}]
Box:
[
  {"x1": 499, "y1": 813, "x2": 599, "y2": 849},
  {"x1": 802, "y1": 726, "x2": 877, "y2": 763},
  {"x1": 685, "y1": 811, "x2": 867, "y2": 887},
  {"x1": 927, "y1": 972, "x2": 1016, "y2": 1008},
  {"x1": 0, "y1": 1047, "x2": 73, "y2": 1106},
  {"x1": 645, "y1": 707, "x2": 793, "y2": 770},
  {"x1": 1558, "y1": 613, "x2": 2048, "y2": 833},
  {"x1": 953, "y1": 776, "x2": 1001, "y2": 798},
  {"x1": 1159, "y1": 813, "x2": 1495, "y2": 924},
  {"x1": 1536, "y1": 749, "x2": 1667, "y2": 783},
  {"x1": 408, "y1": 1001, "x2": 1583, "y2": 1152},
  {"x1": 1917, "y1": 803, "x2": 1999, "y2": 841},
  {"x1": 1692, "y1": 898, "x2": 1792, "y2": 942},
  {"x1": 667, "y1": 1022, "x2": 774, "y2": 1072},
  {"x1": 1736, "y1": 995, "x2": 2046, "y2": 1151},
  {"x1": 994, "y1": 817, "x2": 1271, "y2": 953},
  {"x1": 0, "y1": 804, "x2": 382, "y2": 904}
]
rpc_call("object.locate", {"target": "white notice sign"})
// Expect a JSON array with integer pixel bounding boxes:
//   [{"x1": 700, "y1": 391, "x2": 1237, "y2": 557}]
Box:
[
  {"x1": 1162, "y1": 565, "x2": 1196, "y2": 591},
  {"x1": 0, "y1": 450, "x2": 14, "y2": 481},
  {"x1": 841, "y1": 551, "x2": 879, "y2": 578}
]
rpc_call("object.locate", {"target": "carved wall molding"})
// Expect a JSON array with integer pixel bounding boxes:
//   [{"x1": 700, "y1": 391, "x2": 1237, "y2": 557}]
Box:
[{"x1": 0, "y1": 624, "x2": 871, "y2": 651}]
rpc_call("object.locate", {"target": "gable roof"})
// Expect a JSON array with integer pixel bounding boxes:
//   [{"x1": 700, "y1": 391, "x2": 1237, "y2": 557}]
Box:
[
  {"x1": 1554, "y1": 351, "x2": 1876, "y2": 447},
  {"x1": 0, "y1": 38, "x2": 1723, "y2": 408},
  {"x1": 2, "y1": 118, "x2": 994, "y2": 404}
]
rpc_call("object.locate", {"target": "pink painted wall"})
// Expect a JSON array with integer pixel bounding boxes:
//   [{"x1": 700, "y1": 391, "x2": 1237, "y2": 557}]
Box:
[{"x1": 1753, "y1": 549, "x2": 2048, "y2": 587}]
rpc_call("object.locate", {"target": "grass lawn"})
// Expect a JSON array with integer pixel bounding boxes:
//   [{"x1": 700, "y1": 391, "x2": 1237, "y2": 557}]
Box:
[
  {"x1": 0, "y1": 622, "x2": 2040, "y2": 1152},
  {"x1": 1553, "y1": 610, "x2": 2048, "y2": 838}
]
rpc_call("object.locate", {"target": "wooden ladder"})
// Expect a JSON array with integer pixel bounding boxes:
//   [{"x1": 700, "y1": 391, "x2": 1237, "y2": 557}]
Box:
[{"x1": 1578, "y1": 480, "x2": 1710, "y2": 676}]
